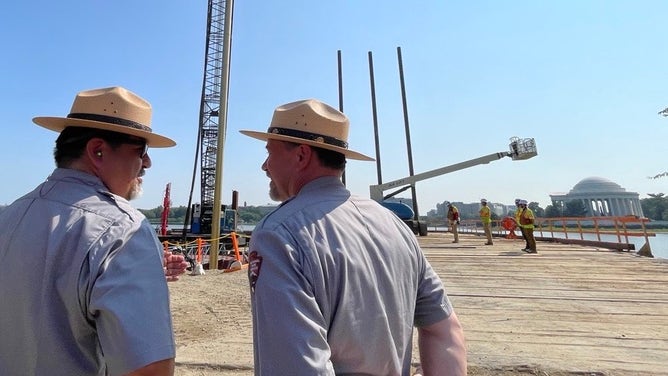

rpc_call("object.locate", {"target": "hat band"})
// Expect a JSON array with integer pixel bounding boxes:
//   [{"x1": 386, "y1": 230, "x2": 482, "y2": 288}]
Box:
[
  {"x1": 68, "y1": 113, "x2": 152, "y2": 133},
  {"x1": 268, "y1": 127, "x2": 347, "y2": 149}
]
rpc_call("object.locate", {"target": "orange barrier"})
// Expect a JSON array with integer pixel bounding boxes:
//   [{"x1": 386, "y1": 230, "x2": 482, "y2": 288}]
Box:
[
  {"x1": 501, "y1": 217, "x2": 518, "y2": 239},
  {"x1": 196, "y1": 238, "x2": 204, "y2": 263},
  {"x1": 535, "y1": 215, "x2": 654, "y2": 256},
  {"x1": 160, "y1": 232, "x2": 253, "y2": 271},
  {"x1": 231, "y1": 231, "x2": 241, "y2": 262},
  {"x1": 223, "y1": 232, "x2": 248, "y2": 273}
]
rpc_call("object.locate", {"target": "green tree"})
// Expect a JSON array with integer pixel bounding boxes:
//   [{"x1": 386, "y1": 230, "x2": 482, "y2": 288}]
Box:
[
  {"x1": 564, "y1": 200, "x2": 588, "y2": 217},
  {"x1": 139, "y1": 205, "x2": 188, "y2": 223},
  {"x1": 544, "y1": 201, "x2": 563, "y2": 218},
  {"x1": 170, "y1": 206, "x2": 188, "y2": 221},
  {"x1": 641, "y1": 193, "x2": 668, "y2": 220},
  {"x1": 238, "y1": 206, "x2": 265, "y2": 224},
  {"x1": 528, "y1": 202, "x2": 544, "y2": 217}
]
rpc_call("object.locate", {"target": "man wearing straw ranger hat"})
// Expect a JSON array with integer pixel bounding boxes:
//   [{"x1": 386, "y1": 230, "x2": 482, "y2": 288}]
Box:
[
  {"x1": 240, "y1": 99, "x2": 467, "y2": 375},
  {"x1": 0, "y1": 87, "x2": 187, "y2": 376}
]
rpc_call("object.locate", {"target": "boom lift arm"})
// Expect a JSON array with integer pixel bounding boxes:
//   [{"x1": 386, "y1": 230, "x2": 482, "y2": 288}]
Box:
[{"x1": 370, "y1": 137, "x2": 538, "y2": 202}]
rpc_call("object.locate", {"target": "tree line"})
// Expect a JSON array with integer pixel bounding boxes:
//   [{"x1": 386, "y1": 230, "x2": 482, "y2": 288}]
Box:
[
  {"x1": 138, "y1": 205, "x2": 268, "y2": 226},
  {"x1": 1, "y1": 194, "x2": 666, "y2": 224}
]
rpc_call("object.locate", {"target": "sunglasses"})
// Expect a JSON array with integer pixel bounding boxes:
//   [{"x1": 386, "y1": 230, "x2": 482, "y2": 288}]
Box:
[
  {"x1": 122, "y1": 138, "x2": 149, "y2": 158},
  {"x1": 121, "y1": 138, "x2": 148, "y2": 159}
]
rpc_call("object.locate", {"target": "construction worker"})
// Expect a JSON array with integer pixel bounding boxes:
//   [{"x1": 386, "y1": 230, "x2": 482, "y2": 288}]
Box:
[
  {"x1": 519, "y1": 200, "x2": 537, "y2": 253},
  {"x1": 479, "y1": 198, "x2": 493, "y2": 245},
  {"x1": 446, "y1": 202, "x2": 460, "y2": 243},
  {"x1": 513, "y1": 198, "x2": 529, "y2": 251}
]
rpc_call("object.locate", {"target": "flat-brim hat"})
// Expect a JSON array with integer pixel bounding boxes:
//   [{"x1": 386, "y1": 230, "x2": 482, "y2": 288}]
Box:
[
  {"x1": 33, "y1": 86, "x2": 176, "y2": 147},
  {"x1": 239, "y1": 99, "x2": 374, "y2": 161}
]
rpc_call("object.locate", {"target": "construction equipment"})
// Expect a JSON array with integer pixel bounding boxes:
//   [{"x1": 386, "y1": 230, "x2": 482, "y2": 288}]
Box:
[
  {"x1": 370, "y1": 137, "x2": 538, "y2": 235},
  {"x1": 185, "y1": 0, "x2": 237, "y2": 239},
  {"x1": 160, "y1": 183, "x2": 171, "y2": 236},
  {"x1": 165, "y1": 0, "x2": 244, "y2": 271}
]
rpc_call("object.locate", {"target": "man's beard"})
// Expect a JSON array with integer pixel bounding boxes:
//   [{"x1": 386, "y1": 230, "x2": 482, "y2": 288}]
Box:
[
  {"x1": 127, "y1": 170, "x2": 146, "y2": 201},
  {"x1": 128, "y1": 182, "x2": 143, "y2": 201},
  {"x1": 268, "y1": 181, "x2": 285, "y2": 202}
]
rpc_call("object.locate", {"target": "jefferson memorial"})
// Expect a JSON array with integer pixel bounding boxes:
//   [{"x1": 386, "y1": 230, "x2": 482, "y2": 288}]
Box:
[{"x1": 549, "y1": 177, "x2": 644, "y2": 217}]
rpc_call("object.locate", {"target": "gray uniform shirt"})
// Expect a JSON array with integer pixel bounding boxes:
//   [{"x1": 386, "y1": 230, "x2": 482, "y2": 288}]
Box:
[
  {"x1": 249, "y1": 176, "x2": 452, "y2": 375},
  {"x1": 0, "y1": 168, "x2": 175, "y2": 376}
]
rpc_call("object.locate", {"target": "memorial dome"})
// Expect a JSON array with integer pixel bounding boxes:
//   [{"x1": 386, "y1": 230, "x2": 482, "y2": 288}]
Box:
[{"x1": 570, "y1": 177, "x2": 626, "y2": 194}]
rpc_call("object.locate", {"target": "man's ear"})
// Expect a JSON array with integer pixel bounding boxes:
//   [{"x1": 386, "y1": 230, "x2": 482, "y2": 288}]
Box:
[
  {"x1": 86, "y1": 138, "x2": 106, "y2": 162},
  {"x1": 295, "y1": 144, "x2": 314, "y2": 167}
]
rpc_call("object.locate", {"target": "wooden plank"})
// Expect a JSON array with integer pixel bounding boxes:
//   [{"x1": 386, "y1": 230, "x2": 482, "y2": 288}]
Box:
[
  {"x1": 535, "y1": 236, "x2": 636, "y2": 250},
  {"x1": 417, "y1": 232, "x2": 668, "y2": 375}
]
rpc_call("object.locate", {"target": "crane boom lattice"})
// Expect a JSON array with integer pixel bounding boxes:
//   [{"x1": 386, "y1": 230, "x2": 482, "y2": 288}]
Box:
[{"x1": 197, "y1": 0, "x2": 232, "y2": 234}]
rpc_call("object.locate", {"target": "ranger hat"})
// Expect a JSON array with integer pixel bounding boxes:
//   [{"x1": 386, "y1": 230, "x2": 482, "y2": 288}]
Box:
[
  {"x1": 239, "y1": 99, "x2": 374, "y2": 161},
  {"x1": 33, "y1": 86, "x2": 176, "y2": 147}
]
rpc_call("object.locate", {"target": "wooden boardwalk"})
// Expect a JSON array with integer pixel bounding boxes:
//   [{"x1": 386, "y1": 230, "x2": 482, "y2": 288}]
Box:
[{"x1": 420, "y1": 232, "x2": 668, "y2": 375}]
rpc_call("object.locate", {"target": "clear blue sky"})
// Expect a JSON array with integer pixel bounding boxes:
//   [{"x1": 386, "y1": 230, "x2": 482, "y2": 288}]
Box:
[{"x1": 2, "y1": 1, "x2": 667, "y2": 214}]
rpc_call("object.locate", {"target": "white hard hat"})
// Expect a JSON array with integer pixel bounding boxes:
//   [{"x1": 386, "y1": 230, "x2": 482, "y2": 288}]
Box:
[{"x1": 480, "y1": 198, "x2": 487, "y2": 203}]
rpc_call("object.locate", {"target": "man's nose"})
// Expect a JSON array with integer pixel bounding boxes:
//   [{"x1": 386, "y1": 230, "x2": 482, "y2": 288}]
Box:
[{"x1": 143, "y1": 154, "x2": 152, "y2": 169}]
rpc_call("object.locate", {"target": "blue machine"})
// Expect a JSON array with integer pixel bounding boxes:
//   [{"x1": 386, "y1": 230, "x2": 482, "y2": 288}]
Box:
[{"x1": 380, "y1": 201, "x2": 415, "y2": 220}]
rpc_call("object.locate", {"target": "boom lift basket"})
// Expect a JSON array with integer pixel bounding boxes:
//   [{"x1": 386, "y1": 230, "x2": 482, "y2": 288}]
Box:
[{"x1": 509, "y1": 137, "x2": 538, "y2": 161}]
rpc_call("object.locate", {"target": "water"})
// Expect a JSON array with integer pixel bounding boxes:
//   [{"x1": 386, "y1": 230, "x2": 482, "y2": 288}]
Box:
[
  {"x1": 238, "y1": 224, "x2": 256, "y2": 232},
  {"x1": 648, "y1": 234, "x2": 668, "y2": 259}
]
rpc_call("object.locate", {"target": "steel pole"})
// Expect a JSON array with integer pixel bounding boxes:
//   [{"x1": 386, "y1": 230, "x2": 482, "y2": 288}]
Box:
[
  {"x1": 397, "y1": 46, "x2": 419, "y2": 219},
  {"x1": 337, "y1": 50, "x2": 346, "y2": 185},
  {"x1": 368, "y1": 51, "x2": 383, "y2": 185},
  {"x1": 210, "y1": 0, "x2": 234, "y2": 269}
]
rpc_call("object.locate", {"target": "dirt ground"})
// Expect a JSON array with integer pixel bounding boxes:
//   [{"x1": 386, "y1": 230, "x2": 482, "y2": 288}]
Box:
[{"x1": 169, "y1": 267, "x2": 610, "y2": 376}]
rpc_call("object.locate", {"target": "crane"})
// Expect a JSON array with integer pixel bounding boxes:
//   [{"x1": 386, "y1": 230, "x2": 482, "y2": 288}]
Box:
[{"x1": 187, "y1": 0, "x2": 236, "y2": 239}]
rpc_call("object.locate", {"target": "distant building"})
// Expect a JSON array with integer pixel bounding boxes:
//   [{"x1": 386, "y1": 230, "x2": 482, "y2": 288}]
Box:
[{"x1": 549, "y1": 176, "x2": 643, "y2": 217}]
